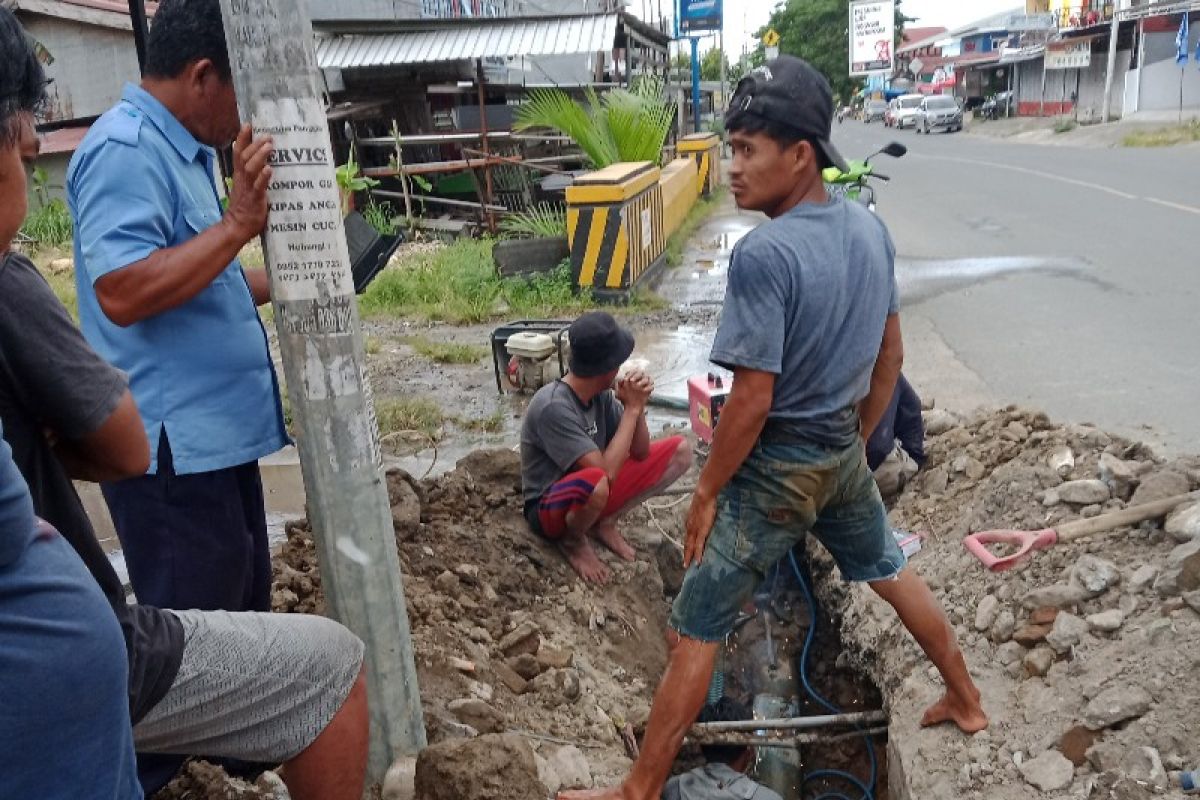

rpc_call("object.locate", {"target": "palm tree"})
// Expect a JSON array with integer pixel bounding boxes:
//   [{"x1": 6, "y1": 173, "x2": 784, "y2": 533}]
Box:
[{"x1": 514, "y1": 78, "x2": 675, "y2": 169}]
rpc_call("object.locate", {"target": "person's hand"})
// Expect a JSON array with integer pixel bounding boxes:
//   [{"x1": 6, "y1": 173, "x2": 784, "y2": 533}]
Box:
[
  {"x1": 617, "y1": 368, "x2": 653, "y2": 412},
  {"x1": 224, "y1": 124, "x2": 274, "y2": 244},
  {"x1": 683, "y1": 489, "x2": 717, "y2": 568}
]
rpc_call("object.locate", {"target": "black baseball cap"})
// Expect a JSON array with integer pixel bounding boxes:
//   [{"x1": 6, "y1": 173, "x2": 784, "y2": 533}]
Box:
[
  {"x1": 725, "y1": 55, "x2": 849, "y2": 173},
  {"x1": 567, "y1": 312, "x2": 635, "y2": 378}
]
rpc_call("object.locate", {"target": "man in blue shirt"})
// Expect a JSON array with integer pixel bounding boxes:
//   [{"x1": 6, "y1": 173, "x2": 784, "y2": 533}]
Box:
[
  {"x1": 564, "y1": 58, "x2": 985, "y2": 800},
  {"x1": 0, "y1": 13, "x2": 141, "y2": 795},
  {"x1": 67, "y1": 0, "x2": 287, "y2": 617}
]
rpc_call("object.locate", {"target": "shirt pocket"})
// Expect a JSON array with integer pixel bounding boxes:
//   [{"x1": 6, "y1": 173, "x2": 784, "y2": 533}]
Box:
[{"x1": 181, "y1": 204, "x2": 239, "y2": 289}]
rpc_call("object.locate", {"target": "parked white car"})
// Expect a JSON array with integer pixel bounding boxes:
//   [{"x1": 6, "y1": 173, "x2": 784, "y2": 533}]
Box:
[
  {"x1": 891, "y1": 94, "x2": 924, "y2": 129},
  {"x1": 915, "y1": 95, "x2": 964, "y2": 134}
]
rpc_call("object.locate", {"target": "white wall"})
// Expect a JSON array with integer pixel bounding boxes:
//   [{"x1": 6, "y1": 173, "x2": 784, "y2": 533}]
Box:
[
  {"x1": 21, "y1": 15, "x2": 139, "y2": 123},
  {"x1": 1131, "y1": 30, "x2": 1200, "y2": 113}
]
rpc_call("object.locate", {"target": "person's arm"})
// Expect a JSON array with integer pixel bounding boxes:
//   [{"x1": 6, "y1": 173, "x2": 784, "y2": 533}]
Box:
[
  {"x1": 893, "y1": 376, "x2": 927, "y2": 466},
  {"x1": 574, "y1": 382, "x2": 652, "y2": 482},
  {"x1": 244, "y1": 267, "x2": 272, "y2": 307},
  {"x1": 52, "y1": 390, "x2": 149, "y2": 482},
  {"x1": 683, "y1": 369, "x2": 775, "y2": 567},
  {"x1": 858, "y1": 314, "x2": 904, "y2": 442},
  {"x1": 88, "y1": 126, "x2": 273, "y2": 327},
  {"x1": 0, "y1": 255, "x2": 150, "y2": 482},
  {"x1": 622, "y1": 370, "x2": 653, "y2": 461}
]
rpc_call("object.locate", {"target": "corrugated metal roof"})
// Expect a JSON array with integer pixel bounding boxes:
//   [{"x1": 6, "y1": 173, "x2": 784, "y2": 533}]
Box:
[{"x1": 316, "y1": 13, "x2": 618, "y2": 69}]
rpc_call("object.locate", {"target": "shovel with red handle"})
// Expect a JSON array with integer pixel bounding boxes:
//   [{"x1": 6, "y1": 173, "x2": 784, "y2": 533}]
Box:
[{"x1": 964, "y1": 490, "x2": 1200, "y2": 572}]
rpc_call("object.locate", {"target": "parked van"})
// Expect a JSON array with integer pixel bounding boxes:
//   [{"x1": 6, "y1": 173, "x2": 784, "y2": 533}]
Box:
[{"x1": 891, "y1": 94, "x2": 925, "y2": 129}]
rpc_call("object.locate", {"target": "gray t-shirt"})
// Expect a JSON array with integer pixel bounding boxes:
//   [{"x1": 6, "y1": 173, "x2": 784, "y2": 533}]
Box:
[
  {"x1": 520, "y1": 380, "x2": 622, "y2": 506},
  {"x1": 663, "y1": 764, "x2": 784, "y2": 800},
  {"x1": 710, "y1": 196, "x2": 898, "y2": 446}
]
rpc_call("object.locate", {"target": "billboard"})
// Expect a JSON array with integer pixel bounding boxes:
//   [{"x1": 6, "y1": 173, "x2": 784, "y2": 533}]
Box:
[
  {"x1": 849, "y1": 0, "x2": 895, "y2": 76},
  {"x1": 680, "y1": 0, "x2": 722, "y2": 35},
  {"x1": 1045, "y1": 40, "x2": 1092, "y2": 70}
]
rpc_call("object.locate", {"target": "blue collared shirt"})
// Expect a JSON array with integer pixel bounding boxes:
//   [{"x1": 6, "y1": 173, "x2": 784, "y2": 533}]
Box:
[{"x1": 67, "y1": 84, "x2": 288, "y2": 475}]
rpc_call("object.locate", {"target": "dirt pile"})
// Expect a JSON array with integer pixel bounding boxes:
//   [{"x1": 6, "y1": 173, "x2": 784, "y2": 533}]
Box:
[
  {"x1": 274, "y1": 448, "x2": 671, "y2": 797},
  {"x1": 826, "y1": 406, "x2": 1200, "y2": 799}
]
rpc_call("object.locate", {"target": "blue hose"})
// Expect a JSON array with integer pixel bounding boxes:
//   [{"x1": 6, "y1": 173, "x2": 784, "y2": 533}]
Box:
[{"x1": 788, "y1": 550, "x2": 877, "y2": 800}]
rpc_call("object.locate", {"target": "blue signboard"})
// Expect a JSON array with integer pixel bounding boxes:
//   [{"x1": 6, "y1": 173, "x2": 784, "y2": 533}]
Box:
[{"x1": 680, "y1": 0, "x2": 722, "y2": 34}]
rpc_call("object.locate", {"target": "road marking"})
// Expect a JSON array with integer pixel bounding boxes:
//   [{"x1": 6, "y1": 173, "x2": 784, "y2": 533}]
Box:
[
  {"x1": 1144, "y1": 196, "x2": 1200, "y2": 216},
  {"x1": 909, "y1": 153, "x2": 1138, "y2": 199}
]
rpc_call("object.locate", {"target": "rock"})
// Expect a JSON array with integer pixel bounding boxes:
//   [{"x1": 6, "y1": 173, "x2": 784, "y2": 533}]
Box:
[
  {"x1": 497, "y1": 621, "x2": 541, "y2": 657},
  {"x1": 1057, "y1": 480, "x2": 1110, "y2": 506},
  {"x1": 991, "y1": 610, "x2": 1016, "y2": 643},
  {"x1": 1029, "y1": 607, "x2": 1062, "y2": 625},
  {"x1": 1098, "y1": 453, "x2": 1139, "y2": 499},
  {"x1": 1086, "y1": 742, "x2": 1123, "y2": 773},
  {"x1": 1083, "y1": 686, "x2": 1152, "y2": 730},
  {"x1": 924, "y1": 467, "x2": 949, "y2": 495},
  {"x1": 492, "y1": 661, "x2": 529, "y2": 695},
  {"x1": 1146, "y1": 617, "x2": 1174, "y2": 645},
  {"x1": 536, "y1": 647, "x2": 574, "y2": 671},
  {"x1": 1060, "y1": 726, "x2": 1101, "y2": 767},
  {"x1": 1022, "y1": 583, "x2": 1088, "y2": 610},
  {"x1": 953, "y1": 455, "x2": 986, "y2": 481},
  {"x1": 1041, "y1": 490, "x2": 1060, "y2": 507},
  {"x1": 1070, "y1": 555, "x2": 1121, "y2": 596},
  {"x1": 974, "y1": 595, "x2": 1001, "y2": 632},
  {"x1": 1018, "y1": 750, "x2": 1074, "y2": 792},
  {"x1": 414, "y1": 733, "x2": 543, "y2": 800},
  {"x1": 924, "y1": 409, "x2": 960, "y2": 436},
  {"x1": 1128, "y1": 565, "x2": 1159, "y2": 593},
  {"x1": 1122, "y1": 746, "x2": 1167, "y2": 789},
  {"x1": 996, "y1": 641, "x2": 1026, "y2": 666},
  {"x1": 448, "y1": 698, "x2": 503, "y2": 734},
  {"x1": 1013, "y1": 623, "x2": 1053, "y2": 648},
  {"x1": 1165, "y1": 502, "x2": 1200, "y2": 543},
  {"x1": 454, "y1": 564, "x2": 481, "y2": 582},
  {"x1": 437, "y1": 720, "x2": 480, "y2": 740},
  {"x1": 1130, "y1": 470, "x2": 1191, "y2": 507},
  {"x1": 1004, "y1": 421, "x2": 1030, "y2": 441},
  {"x1": 545, "y1": 746, "x2": 591, "y2": 791},
  {"x1": 507, "y1": 653, "x2": 543, "y2": 681},
  {"x1": 535, "y1": 754, "x2": 561, "y2": 796},
  {"x1": 530, "y1": 668, "x2": 582, "y2": 703},
  {"x1": 1086, "y1": 609, "x2": 1125, "y2": 632},
  {"x1": 1047, "y1": 446, "x2": 1075, "y2": 477},
  {"x1": 1184, "y1": 590, "x2": 1200, "y2": 614},
  {"x1": 434, "y1": 570, "x2": 461, "y2": 595},
  {"x1": 1023, "y1": 646, "x2": 1055, "y2": 678},
  {"x1": 1045, "y1": 612, "x2": 1089, "y2": 654},
  {"x1": 383, "y1": 757, "x2": 417, "y2": 800},
  {"x1": 1152, "y1": 538, "x2": 1200, "y2": 597},
  {"x1": 1119, "y1": 593, "x2": 1139, "y2": 617}
]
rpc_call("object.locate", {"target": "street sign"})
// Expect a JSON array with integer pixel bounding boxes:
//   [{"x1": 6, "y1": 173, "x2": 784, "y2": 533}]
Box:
[
  {"x1": 680, "y1": 0, "x2": 722, "y2": 35},
  {"x1": 849, "y1": 0, "x2": 895, "y2": 76},
  {"x1": 1046, "y1": 40, "x2": 1092, "y2": 69},
  {"x1": 763, "y1": 29, "x2": 780, "y2": 47}
]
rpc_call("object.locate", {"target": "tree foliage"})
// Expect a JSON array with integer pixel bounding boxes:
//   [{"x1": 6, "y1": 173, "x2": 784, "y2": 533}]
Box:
[{"x1": 754, "y1": 0, "x2": 909, "y2": 103}]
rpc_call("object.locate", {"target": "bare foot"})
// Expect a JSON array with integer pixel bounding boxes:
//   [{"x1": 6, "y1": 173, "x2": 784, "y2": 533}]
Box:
[
  {"x1": 920, "y1": 687, "x2": 989, "y2": 734},
  {"x1": 558, "y1": 786, "x2": 628, "y2": 800},
  {"x1": 592, "y1": 520, "x2": 636, "y2": 562},
  {"x1": 559, "y1": 534, "x2": 610, "y2": 585}
]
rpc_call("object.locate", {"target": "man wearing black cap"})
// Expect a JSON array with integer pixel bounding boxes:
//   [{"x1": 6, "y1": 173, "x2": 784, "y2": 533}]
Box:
[
  {"x1": 520, "y1": 312, "x2": 692, "y2": 585},
  {"x1": 561, "y1": 57, "x2": 984, "y2": 800}
]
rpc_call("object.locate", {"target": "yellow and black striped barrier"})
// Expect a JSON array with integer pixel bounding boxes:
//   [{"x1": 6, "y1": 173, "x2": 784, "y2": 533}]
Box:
[
  {"x1": 677, "y1": 132, "x2": 722, "y2": 198},
  {"x1": 566, "y1": 162, "x2": 665, "y2": 301}
]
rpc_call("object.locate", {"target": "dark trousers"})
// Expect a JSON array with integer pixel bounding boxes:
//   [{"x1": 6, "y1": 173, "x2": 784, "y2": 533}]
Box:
[{"x1": 102, "y1": 433, "x2": 272, "y2": 794}]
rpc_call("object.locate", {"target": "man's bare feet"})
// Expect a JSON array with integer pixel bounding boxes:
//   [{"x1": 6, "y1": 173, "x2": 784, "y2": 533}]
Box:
[
  {"x1": 920, "y1": 687, "x2": 989, "y2": 734},
  {"x1": 592, "y1": 520, "x2": 636, "y2": 561},
  {"x1": 558, "y1": 786, "x2": 628, "y2": 800},
  {"x1": 559, "y1": 534, "x2": 610, "y2": 585}
]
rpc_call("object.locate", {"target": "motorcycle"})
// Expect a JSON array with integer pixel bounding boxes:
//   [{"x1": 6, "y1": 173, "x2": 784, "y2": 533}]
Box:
[{"x1": 821, "y1": 141, "x2": 906, "y2": 213}]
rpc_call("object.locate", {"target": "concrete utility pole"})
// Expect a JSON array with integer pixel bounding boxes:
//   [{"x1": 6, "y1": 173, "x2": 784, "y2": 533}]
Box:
[
  {"x1": 1102, "y1": 12, "x2": 1120, "y2": 123},
  {"x1": 217, "y1": 0, "x2": 426, "y2": 783}
]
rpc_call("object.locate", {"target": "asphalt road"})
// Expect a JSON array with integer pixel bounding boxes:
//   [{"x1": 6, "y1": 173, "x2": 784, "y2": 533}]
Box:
[{"x1": 829, "y1": 121, "x2": 1200, "y2": 454}]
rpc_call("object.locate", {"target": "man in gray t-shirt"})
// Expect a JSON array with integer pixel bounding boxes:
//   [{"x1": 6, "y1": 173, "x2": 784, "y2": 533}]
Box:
[
  {"x1": 566, "y1": 57, "x2": 985, "y2": 800},
  {"x1": 520, "y1": 313, "x2": 691, "y2": 585}
]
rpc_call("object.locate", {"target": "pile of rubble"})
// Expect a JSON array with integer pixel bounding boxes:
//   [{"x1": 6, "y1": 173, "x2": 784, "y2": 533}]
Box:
[
  {"x1": 829, "y1": 406, "x2": 1200, "y2": 800},
  {"x1": 272, "y1": 449, "x2": 673, "y2": 798}
]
